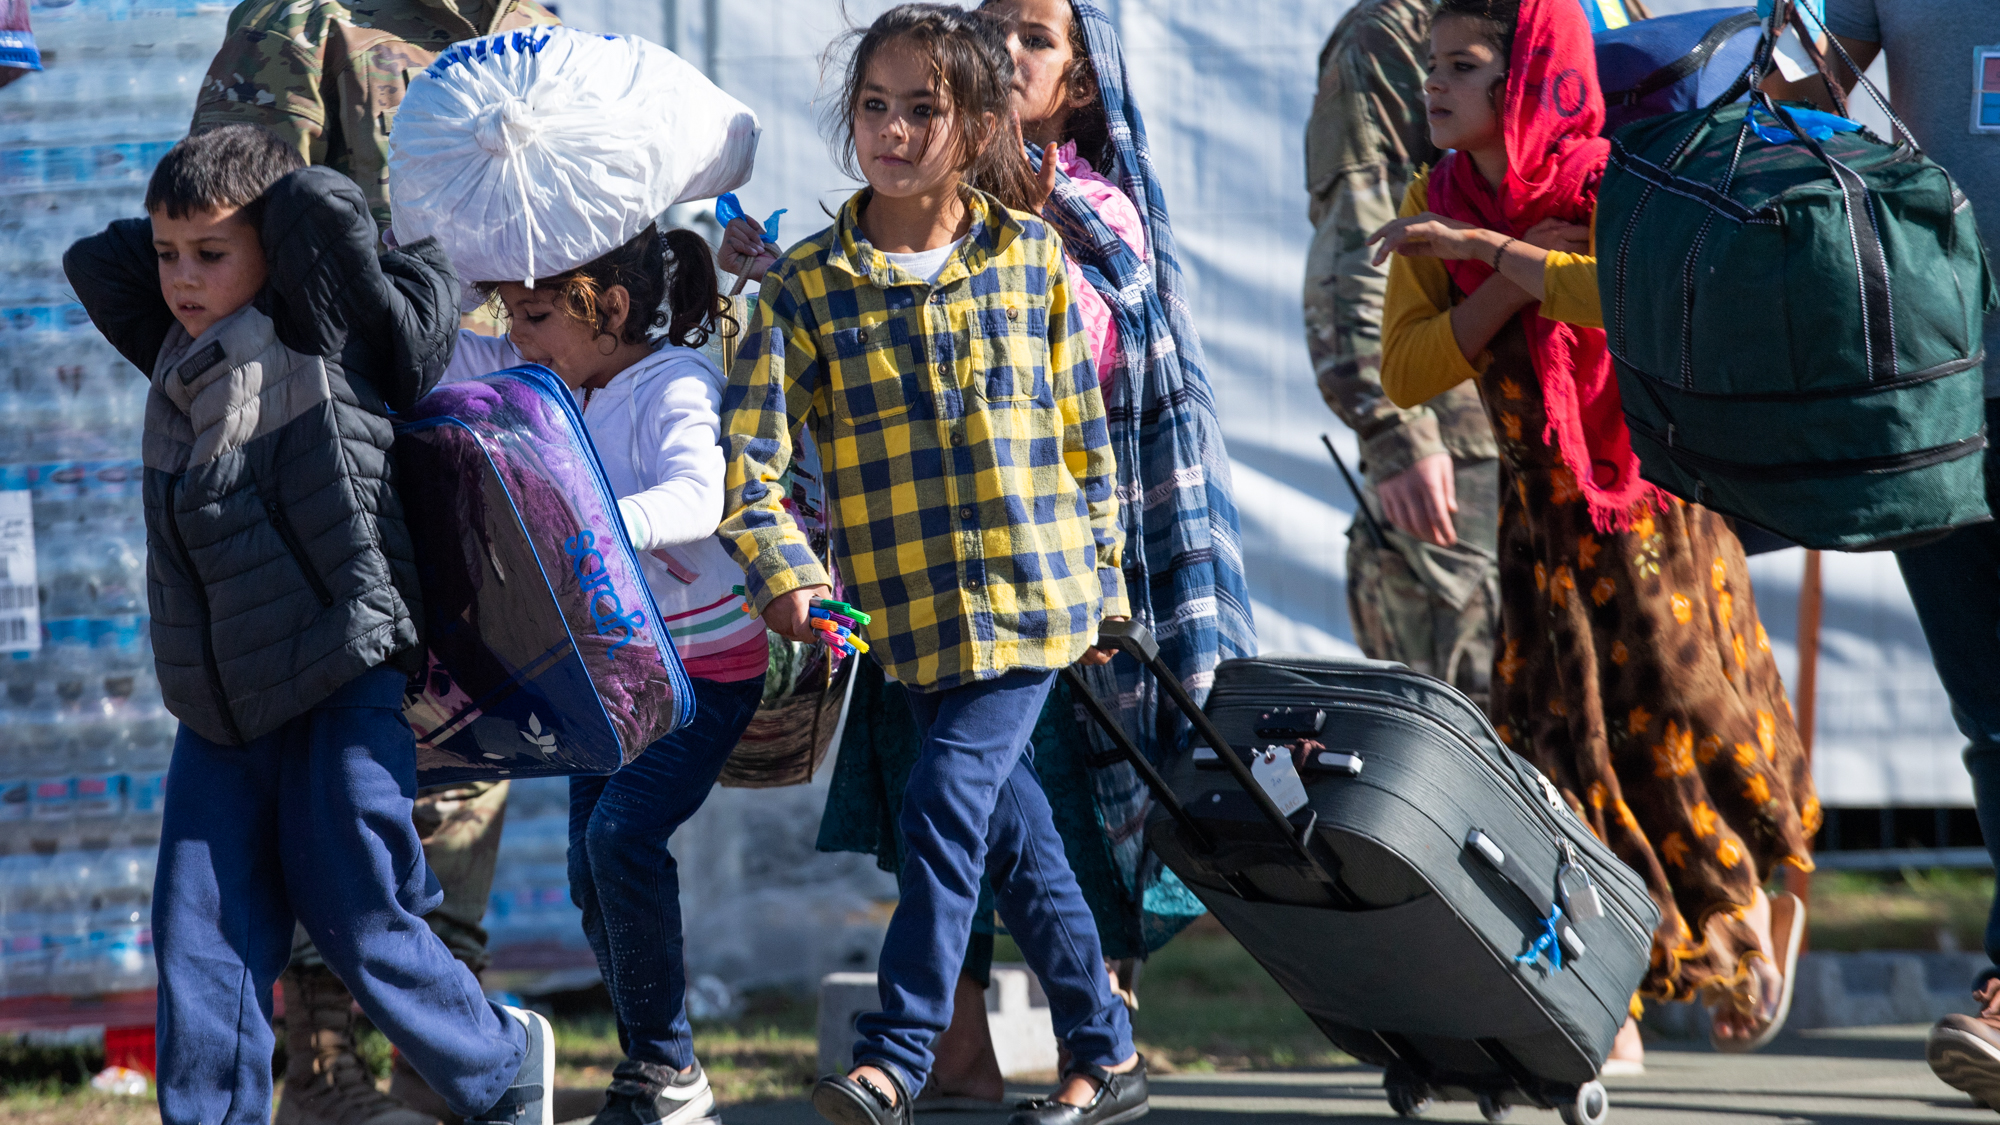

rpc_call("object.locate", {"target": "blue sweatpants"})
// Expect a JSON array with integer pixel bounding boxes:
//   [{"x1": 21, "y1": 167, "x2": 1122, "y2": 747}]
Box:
[
  {"x1": 153, "y1": 666, "x2": 526, "y2": 1125},
  {"x1": 567, "y1": 674, "x2": 766, "y2": 1069},
  {"x1": 1897, "y1": 397, "x2": 2000, "y2": 975},
  {"x1": 855, "y1": 668, "x2": 1132, "y2": 1094}
]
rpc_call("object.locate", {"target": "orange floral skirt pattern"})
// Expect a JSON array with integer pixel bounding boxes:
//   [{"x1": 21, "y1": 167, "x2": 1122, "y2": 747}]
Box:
[{"x1": 1478, "y1": 325, "x2": 1818, "y2": 1003}]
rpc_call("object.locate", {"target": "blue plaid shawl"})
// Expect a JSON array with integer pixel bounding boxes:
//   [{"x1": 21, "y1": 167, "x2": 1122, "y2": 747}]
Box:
[{"x1": 1038, "y1": 3, "x2": 1257, "y2": 914}]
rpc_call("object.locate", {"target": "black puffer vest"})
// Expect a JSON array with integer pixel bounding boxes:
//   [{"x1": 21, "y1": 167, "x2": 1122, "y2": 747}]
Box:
[{"x1": 65, "y1": 168, "x2": 458, "y2": 744}]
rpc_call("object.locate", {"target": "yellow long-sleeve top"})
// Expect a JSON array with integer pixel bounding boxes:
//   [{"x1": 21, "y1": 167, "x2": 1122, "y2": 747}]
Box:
[{"x1": 1381, "y1": 167, "x2": 1601, "y2": 409}]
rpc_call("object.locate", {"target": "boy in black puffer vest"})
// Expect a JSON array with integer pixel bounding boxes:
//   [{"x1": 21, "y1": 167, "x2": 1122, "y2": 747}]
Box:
[{"x1": 63, "y1": 124, "x2": 555, "y2": 1125}]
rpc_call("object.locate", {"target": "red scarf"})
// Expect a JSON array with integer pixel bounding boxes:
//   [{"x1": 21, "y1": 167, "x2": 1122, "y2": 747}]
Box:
[{"x1": 1426, "y1": 0, "x2": 1663, "y2": 531}]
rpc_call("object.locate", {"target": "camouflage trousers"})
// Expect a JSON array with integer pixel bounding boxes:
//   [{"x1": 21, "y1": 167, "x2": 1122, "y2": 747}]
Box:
[
  {"x1": 1346, "y1": 458, "x2": 1503, "y2": 712},
  {"x1": 290, "y1": 779, "x2": 510, "y2": 974}
]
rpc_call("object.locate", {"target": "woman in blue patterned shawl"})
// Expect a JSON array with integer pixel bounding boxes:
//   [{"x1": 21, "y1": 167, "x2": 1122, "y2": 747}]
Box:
[{"x1": 808, "y1": 0, "x2": 1256, "y2": 1103}]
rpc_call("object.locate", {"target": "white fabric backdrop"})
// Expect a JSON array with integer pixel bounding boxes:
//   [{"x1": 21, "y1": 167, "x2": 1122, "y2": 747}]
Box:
[{"x1": 555, "y1": 0, "x2": 1965, "y2": 806}]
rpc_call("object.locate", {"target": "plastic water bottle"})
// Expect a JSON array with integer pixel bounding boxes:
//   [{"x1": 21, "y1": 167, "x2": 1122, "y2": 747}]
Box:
[
  {"x1": 0, "y1": 852, "x2": 51, "y2": 998},
  {"x1": 123, "y1": 715, "x2": 172, "y2": 823},
  {"x1": 39, "y1": 848, "x2": 89, "y2": 995},
  {"x1": 26, "y1": 721, "x2": 78, "y2": 827},
  {"x1": 43, "y1": 616, "x2": 96, "y2": 711},
  {"x1": 72, "y1": 721, "x2": 126, "y2": 821},
  {"x1": 90, "y1": 846, "x2": 152, "y2": 992}
]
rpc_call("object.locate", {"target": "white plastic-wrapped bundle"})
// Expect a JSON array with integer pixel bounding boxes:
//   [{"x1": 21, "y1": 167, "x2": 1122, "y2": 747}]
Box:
[{"x1": 388, "y1": 26, "x2": 759, "y2": 286}]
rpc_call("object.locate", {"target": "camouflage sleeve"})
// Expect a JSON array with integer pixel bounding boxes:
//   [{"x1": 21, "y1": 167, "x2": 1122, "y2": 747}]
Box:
[
  {"x1": 189, "y1": 12, "x2": 327, "y2": 164},
  {"x1": 1304, "y1": 165, "x2": 1450, "y2": 484}
]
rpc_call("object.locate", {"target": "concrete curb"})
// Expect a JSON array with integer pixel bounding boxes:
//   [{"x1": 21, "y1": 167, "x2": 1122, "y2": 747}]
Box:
[{"x1": 816, "y1": 964, "x2": 1057, "y2": 1078}]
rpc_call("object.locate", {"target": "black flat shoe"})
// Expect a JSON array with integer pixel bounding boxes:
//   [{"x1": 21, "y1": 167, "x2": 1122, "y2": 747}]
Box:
[
  {"x1": 1006, "y1": 1057, "x2": 1149, "y2": 1125},
  {"x1": 811, "y1": 1064, "x2": 912, "y2": 1125}
]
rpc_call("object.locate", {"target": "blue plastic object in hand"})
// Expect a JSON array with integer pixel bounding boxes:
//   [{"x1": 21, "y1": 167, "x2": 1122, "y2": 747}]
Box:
[
  {"x1": 1750, "y1": 104, "x2": 1863, "y2": 144},
  {"x1": 715, "y1": 193, "x2": 787, "y2": 244}
]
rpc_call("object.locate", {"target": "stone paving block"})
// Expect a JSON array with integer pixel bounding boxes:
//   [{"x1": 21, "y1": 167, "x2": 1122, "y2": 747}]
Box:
[{"x1": 816, "y1": 964, "x2": 1056, "y2": 1079}]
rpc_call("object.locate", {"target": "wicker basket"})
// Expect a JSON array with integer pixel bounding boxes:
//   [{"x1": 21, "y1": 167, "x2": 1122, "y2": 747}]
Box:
[{"x1": 716, "y1": 633, "x2": 856, "y2": 788}]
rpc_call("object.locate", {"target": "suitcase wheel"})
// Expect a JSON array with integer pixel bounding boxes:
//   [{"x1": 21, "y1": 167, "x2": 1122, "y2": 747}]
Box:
[
  {"x1": 1384, "y1": 1080, "x2": 1432, "y2": 1118},
  {"x1": 1477, "y1": 1092, "x2": 1511, "y2": 1122},
  {"x1": 1558, "y1": 1080, "x2": 1610, "y2": 1125}
]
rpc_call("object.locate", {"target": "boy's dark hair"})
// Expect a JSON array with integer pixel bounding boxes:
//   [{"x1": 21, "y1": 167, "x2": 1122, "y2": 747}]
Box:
[
  {"x1": 144, "y1": 124, "x2": 306, "y2": 230},
  {"x1": 824, "y1": 3, "x2": 1036, "y2": 205},
  {"x1": 493, "y1": 225, "x2": 732, "y2": 350},
  {"x1": 1435, "y1": 0, "x2": 1522, "y2": 69}
]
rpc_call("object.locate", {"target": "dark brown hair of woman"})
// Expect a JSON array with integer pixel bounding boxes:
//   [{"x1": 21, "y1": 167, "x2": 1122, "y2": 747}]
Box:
[{"x1": 979, "y1": 0, "x2": 1112, "y2": 175}]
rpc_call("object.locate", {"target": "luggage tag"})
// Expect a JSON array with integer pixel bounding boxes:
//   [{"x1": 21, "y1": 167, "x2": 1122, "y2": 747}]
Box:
[
  {"x1": 1557, "y1": 839, "x2": 1604, "y2": 924},
  {"x1": 1250, "y1": 746, "x2": 1310, "y2": 817}
]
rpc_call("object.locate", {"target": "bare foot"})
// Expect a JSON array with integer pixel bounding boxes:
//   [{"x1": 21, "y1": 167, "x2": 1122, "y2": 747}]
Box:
[
  {"x1": 849, "y1": 1064, "x2": 900, "y2": 1108},
  {"x1": 1974, "y1": 978, "x2": 2000, "y2": 1027},
  {"x1": 1711, "y1": 887, "x2": 1783, "y2": 1043},
  {"x1": 1052, "y1": 1054, "x2": 1140, "y2": 1107},
  {"x1": 920, "y1": 971, "x2": 1005, "y2": 1103},
  {"x1": 1609, "y1": 1016, "x2": 1643, "y2": 1065}
]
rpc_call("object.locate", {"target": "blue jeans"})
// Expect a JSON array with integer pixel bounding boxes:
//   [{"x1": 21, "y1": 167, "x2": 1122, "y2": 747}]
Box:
[
  {"x1": 567, "y1": 675, "x2": 766, "y2": 1069},
  {"x1": 1896, "y1": 397, "x2": 2000, "y2": 974},
  {"x1": 153, "y1": 667, "x2": 527, "y2": 1125},
  {"x1": 855, "y1": 669, "x2": 1132, "y2": 1094}
]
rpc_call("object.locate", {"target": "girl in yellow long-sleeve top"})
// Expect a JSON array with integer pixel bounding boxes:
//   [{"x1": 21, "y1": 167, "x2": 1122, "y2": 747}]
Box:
[{"x1": 1370, "y1": 0, "x2": 1817, "y2": 1065}]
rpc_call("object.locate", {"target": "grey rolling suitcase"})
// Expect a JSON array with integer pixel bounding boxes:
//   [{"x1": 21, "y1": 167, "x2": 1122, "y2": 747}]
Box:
[{"x1": 1064, "y1": 624, "x2": 1659, "y2": 1123}]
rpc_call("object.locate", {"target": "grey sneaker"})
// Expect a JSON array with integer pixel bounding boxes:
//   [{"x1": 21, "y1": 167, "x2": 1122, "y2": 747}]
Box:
[
  {"x1": 1929, "y1": 1013, "x2": 2000, "y2": 1110},
  {"x1": 592, "y1": 1059, "x2": 716, "y2": 1125},
  {"x1": 467, "y1": 1006, "x2": 554, "y2": 1125}
]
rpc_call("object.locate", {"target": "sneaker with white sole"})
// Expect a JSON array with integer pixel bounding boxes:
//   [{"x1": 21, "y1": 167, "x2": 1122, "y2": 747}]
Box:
[
  {"x1": 467, "y1": 1006, "x2": 555, "y2": 1125},
  {"x1": 591, "y1": 1059, "x2": 717, "y2": 1125},
  {"x1": 1928, "y1": 1013, "x2": 2000, "y2": 1110}
]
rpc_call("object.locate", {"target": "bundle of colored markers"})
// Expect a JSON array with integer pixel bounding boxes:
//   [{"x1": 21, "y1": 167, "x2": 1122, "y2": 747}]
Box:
[{"x1": 734, "y1": 586, "x2": 869, "y2": 660}]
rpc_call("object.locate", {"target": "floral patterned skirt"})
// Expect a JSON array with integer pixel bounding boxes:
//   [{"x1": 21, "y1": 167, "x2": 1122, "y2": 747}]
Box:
[{"x1": 1478, "y1": 335, "x2": 1819, "y2": 1003}]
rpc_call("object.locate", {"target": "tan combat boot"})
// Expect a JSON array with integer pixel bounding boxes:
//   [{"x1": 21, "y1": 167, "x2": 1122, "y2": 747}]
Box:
[{"x1": 276, "y1": 966, "x2": 442, "y2": 1125}]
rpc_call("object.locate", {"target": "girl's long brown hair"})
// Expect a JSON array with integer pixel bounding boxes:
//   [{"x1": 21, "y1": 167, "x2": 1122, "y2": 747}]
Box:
[{"x1": 822, "y1": 3, "x2": 1039, "y2": 210}]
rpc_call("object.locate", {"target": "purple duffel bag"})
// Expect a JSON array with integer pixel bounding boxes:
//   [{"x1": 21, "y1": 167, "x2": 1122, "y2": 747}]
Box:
[{"x1": 393, "y1": 363, "x2": 693, "y2": 785}]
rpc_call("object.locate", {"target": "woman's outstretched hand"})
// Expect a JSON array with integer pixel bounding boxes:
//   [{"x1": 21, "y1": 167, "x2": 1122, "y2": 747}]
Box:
[
  {"x1": 720, "y1": 215, "x2": 778, "y2": 282},
  {"x1": 1367, "y1": 211, "x2": 1492, "y2": 267}
]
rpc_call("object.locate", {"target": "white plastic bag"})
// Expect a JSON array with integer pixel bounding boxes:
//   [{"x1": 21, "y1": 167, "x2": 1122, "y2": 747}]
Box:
[{"x1": 389, "y1": 26, "x2": 759, "y2": 286}]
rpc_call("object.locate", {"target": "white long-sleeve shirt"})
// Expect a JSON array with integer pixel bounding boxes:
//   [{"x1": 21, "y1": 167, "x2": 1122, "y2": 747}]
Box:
[{"x1": 442, "y1": 331, "x2": 766, "y2": 670}]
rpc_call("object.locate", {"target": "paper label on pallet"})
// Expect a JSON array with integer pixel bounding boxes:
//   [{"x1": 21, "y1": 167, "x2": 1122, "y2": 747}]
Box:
[
  {"x1": 0, "y1": 490, "x2": 39, "y2": 654},
  {"x1": 1251, "y1": 748, "x2": 1309, "y2": 817}
]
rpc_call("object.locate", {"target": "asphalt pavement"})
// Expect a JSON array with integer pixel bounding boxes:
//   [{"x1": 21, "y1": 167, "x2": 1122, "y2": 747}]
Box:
[{"x1": 711, "y1": 1026, "x2": 1992, "y2": 1125}]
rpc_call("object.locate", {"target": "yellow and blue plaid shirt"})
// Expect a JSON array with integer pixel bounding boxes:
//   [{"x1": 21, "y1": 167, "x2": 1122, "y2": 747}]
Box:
[{"x1": 719, "y1": 188, "x2": 1127, "y2": 692}]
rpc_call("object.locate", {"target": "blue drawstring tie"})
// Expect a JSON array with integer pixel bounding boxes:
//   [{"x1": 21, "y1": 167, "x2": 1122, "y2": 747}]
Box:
[{"x1": 1515, "y1": 902, "x2": 1566, "y2": 972}]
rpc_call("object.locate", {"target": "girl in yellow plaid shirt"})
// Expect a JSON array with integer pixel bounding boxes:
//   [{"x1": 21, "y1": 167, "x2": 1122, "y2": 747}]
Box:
[{"x1": 718, "y1": 7, "x2": 1146, "y2": 1125}]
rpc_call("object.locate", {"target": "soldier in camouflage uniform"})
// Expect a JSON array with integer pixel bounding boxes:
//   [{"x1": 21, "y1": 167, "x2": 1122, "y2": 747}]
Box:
[
  {"x1": 1303, "y1": 0, "x2": 1501, "y2": 709},
  {"x1": 188, "y1": 2, "x2": 557, "y2": 1122}
]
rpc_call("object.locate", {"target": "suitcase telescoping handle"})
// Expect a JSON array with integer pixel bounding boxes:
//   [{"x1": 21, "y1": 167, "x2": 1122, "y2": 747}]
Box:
[{"x1": 1066, "y1": 620, "x2": 1349, "y2": 894}]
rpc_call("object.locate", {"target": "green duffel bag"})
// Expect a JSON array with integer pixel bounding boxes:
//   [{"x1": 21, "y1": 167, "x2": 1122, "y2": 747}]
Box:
[{"x1": 1599, "y1": 93, "x2": 1997, "y2": 551}]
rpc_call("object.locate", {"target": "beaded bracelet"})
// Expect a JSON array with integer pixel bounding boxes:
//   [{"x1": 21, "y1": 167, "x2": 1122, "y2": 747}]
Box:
[{"x1": 1492, "y1": 236, "x2": 1518, "y2": 272}]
